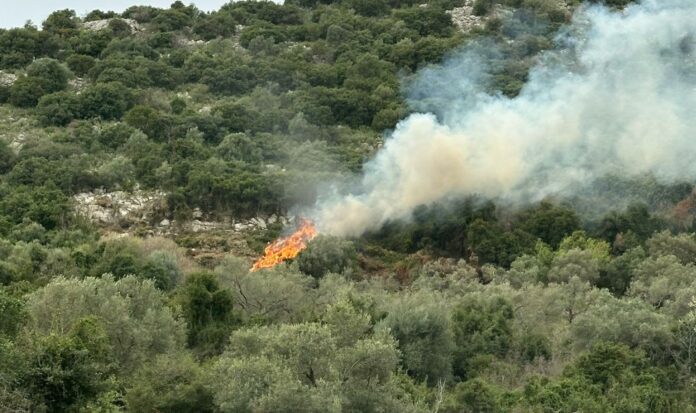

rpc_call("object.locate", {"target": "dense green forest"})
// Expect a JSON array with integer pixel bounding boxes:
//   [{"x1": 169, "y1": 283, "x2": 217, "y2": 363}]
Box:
[{"x1": 5, "y1": 0, "x2": 696, "y2": 412}]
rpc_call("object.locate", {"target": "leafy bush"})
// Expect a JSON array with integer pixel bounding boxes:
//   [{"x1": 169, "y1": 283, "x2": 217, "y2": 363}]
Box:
[
  {"x1": 66, "y1": 54, "x2": 96, "y2": 77},
  {"x1": 77, "y1": 82, "x2": 134, "y2": 120},
  {"x1": 297, "y1": 235, "x2": 357, "y2": 279},
  {"x1": 36, "y1": 92, "x2": 78, "y2": 126}
]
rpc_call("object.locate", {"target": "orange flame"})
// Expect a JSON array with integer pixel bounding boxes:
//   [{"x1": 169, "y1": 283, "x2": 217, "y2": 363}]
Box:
[{"x1": 251, "y1": 218, "x2": 318, "y2": 271}]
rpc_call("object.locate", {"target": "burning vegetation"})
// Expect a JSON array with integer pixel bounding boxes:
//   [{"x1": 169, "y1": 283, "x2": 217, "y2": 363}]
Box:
[{"x1": 251, "y1": 218, "x2": 318, "y2": 271}]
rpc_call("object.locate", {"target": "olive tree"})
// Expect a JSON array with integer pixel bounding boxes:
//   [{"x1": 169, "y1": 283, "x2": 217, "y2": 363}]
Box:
[
  {"x1": 297, "y1": 235, "x2": 358, "y2": 279},
  {"x1": 209, "y1": 320, "x2": 410, "y2": 413},
  {"x1": 628, "y1": 255, "x2": 696, "y2": 317},
  {"x1": 376, "y1": 291, "x2": 455, "y2": 384},
  {"x1": 125, "y1": 351, "x2": 215, "y2": 413},
  {"x1": 646, "y1": 230, "x2": 696, "y2": 264},
  {"x1": 547, "y1": 248, "x2": 601, "y2": 285},
  {"x1": 26, "y1": 275, "x2": 185, "y2": 374},
  {"x1": 215, "y1": 257, "x2": 314, "y2": 323}
]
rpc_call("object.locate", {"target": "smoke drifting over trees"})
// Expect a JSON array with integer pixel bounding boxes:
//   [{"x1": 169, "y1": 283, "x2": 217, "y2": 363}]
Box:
[
  {"x1": 9, "y1": 0, "x2": 696, "y2": 411},
  {"x1": 314, "y1": 0, "x2": 696, "y2": 236}
]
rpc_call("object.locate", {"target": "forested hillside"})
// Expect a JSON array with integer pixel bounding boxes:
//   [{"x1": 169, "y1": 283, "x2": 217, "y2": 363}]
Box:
[{"x1": 5, "y1": 0, "x2": 696, "y2": 412}]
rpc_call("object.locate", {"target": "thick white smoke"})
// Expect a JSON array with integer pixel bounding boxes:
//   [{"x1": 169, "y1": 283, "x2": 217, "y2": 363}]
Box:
[{"x1": 312, "y1": 0, "x2": 696, "y2": 237}]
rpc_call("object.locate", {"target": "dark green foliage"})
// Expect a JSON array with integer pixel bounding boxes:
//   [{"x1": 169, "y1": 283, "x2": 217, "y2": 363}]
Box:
[
  {"x1": 8, "y1": 76, "x2": 47, "y2": 108},
  {"x1": 0, "y1": 262, "x2": 15, "y2": 285},
  {"x1": 26, "y1": 59, "x2": 70, "y2": 94},
  {"x1": 176, "y1": 272, "x2": 238, "y2": 356},
  {"x1": 141, "y1": 252, "x2": 183, "y2": 291},
  {"x1": 0, "y1": 85, "x2": 10, "y2": 104},
  {"x1": 6, "y1": 152, "x2": 97, "y2": 194},
  {"x1": 42, "y1": 9, "x2": 79, "y2": 37},
  {"x1": 379, "y1": 300, "x2": 454, "y2": 384},
  {"x1": 68, "y1": 30, "x2": 113, "y2": 57},
  {"x1": 523, "y1": 375, "x2": 606, "y2": 412},
  {"x1": 183, "y1": 161, "x2": 281, "y2": 216},
  {"x1": 597, "y1": 203, "x2": 666, "y2": 244},
  {"x1": 90, "y1": 54, "x2": 180, "y2": 89},
  {"x1": 368, "y1": 199, "x2": 542, "y2": 267},
  {"x1": 572, "y1": 342, "x2": 642, "y2": 390},
  {"x1": 597, "y1": 246, "x2": 646, "y2": 295},
  {"x1": 522, "y1": 342, "x2": 674, "y2": 412},
  {"x1": 84, "y1": 10, "x2": 119, "y2": 22},
  {"x1": 193, "y1": 12, "x2": 238, "y2": 40},
  {"x1": 107, "y1": 19, "x2": 133, "y2": 38},
  {"x1": 201, "y1": 65, "x2": 258, "y2": 96},
  {"x1": 451, "y1": 297, "x2": 514, "y2": 379},
  {"x1": 0, "y1": 27, "x2": 58, "y2": 69},
  {"x1": 223, "y1": 1, "x2": 304, "y2": 25},
  {"x1": 90, "y1": 242, "x2": 140, "y2": 278},
  {"x1": 98, "y1": 122, "x2": 137, "y2": 149},
  {"x1": 102, "y1": 253, "x2": 138, "y2": 278},
  {"x1": 36, "y1": 92, "x2": 79, "y2": 126},
  {"x1": 393, "y1": 5, "x2": 454, "y2": 37},
  {"x1": 21, "y1": 321, "x2": 112, "y2": 413},
  {"x1": 442, "y1": 379, "x2": 503, "y2": 413},
  {"x1": 588, "y1": 0, "x2": 637, "y2": 7},
  {"x1": 473, "y1": 0, "x2": 495, "y2": 16},
  {"x1": 66, "y1": 54, "x2": 96, "y2": 77},
  {"x1": 0, "y1": 184, "x2": 69, "y2": 230},
  {"x1": 369, "y1": 200, "x2": 491, "y2": 256},
  {"x1": 517, "y1": 333, "x2": 552, "y2": 362},
  {"x1": 467, "y1": 219, "x2": 536, "y2": 266},
  {"x1": 124, "y1": 105, "x2": 172, "y2": 141},
  {"x1": 10, "y1": 219, "x2": 48, "y2": 243},
  {"x1": 8, "y1": 59, "x2": 70, "y2": 107},
  {"x1": 170, "y1": 97, "x2": 186, "y2": 114},
  {"x1": 518, "y1": 201, "x2": 580, "y2": 248},
  {"x1": 0, "y1": 289, "x2": 25, "y2": 337},
  {"x1": 348, "y1": 0, "x2": 390, "y2": 16},
  {"x1": 151, "y1": 9, "x2": 194, "y2": 32},
  {"x1": 77, "y1": 82, "x2": 134, "y2": 120},
  {"x1": 0, "y1": 140, "x2": 15, "y2": 174},
  {"x1": 213, "y1": 101, "x2": 256, "y2": 132},
  {"x1": 125, "y1": 353, "x2": 216, "y2": 413},
  {"x1": 297, "y1": 235, "x2": 357, "y2": 278},
  {"x1": 100, "y1": 38, "x2": 158, "y2": 59},
  {"x1": 122, "y1": 5, "x2": 162, "y2": 23}
]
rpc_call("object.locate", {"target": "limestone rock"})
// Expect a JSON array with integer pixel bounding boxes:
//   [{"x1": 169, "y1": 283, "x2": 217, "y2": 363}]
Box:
[
  {"x1": 0, "y1": 71, "x2": 17, "y2": 87},
  {"x1": 69, "y1": 77, "x2": 87, "y2": 91},
  {"x1": 73, "y1": 190, "x2": 166, "y2": 227},
  {"x1": 82, "y1": 18, "x2": 142, "y2": 32},
  {"x1": 447, "y1": 2, "x2": 485, "y2": 33}
]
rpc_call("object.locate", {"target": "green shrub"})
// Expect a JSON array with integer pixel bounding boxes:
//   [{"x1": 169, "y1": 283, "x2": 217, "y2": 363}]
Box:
[{"x1": 297, "y1": 235, "x2": 358, "y2": 279}]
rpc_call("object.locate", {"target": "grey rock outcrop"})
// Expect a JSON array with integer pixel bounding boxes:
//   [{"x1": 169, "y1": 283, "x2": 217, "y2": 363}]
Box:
[
  {"x1": 82, "y1": 18, "x2": 142, "y2": 32},
  {"x1": 447, "y1": 1, "x2": 485, "y2": 33},
  {"x1": 0, "y1": 71, "x2": 17, "y2": 87},
  {"x1": 74, "y1": 189, "x2": 295, "y2": 235},
  {"x1": 73, "y1": 190, "x2": 166, "y2": 227}
]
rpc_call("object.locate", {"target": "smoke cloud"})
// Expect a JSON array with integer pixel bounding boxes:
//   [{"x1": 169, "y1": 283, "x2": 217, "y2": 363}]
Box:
[{"x1": 312, "y1": 0, "x2": 696, "y2": 237}]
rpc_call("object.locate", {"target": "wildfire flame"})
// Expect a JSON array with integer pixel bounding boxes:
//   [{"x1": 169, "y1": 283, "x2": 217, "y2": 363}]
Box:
[{"x1": 251, "y1": 218, "x2": 318, "y2": 271}]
